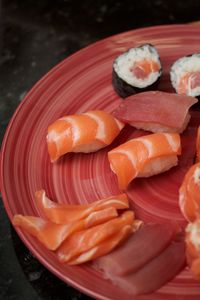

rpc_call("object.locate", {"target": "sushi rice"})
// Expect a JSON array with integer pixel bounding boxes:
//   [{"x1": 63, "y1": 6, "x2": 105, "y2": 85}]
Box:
[
  {"x1": 170, "y1": 54, "x2": 200, "y2": 97},
  {"x1": 113, "y1": 44, "x2": 161, "y2": 88}
]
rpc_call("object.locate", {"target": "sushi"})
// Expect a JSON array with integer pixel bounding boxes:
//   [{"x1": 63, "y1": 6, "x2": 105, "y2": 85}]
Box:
[
  {"x1": 179, "y1": 162, "x2": 200, "y2": 222},
  {"x1": 47, "y1": 110, "x2": 124, "y2": 162},
  {"x1": 112, "y1": 44, "x2": 162, "y2": 98},
  {"x1": 185, "y1": 218, "x2": 200, "y2": 281},
  {"x1": 170, "y1": 54, "x2": 200, "y2": 99},
  {"x1": 108, "y1": 132, "x2": 181, "y2": 190},
  {"x1": 112, "y1": 91, "x2": 197, "y2": 133},
  {"x1": 196, "y1": 125, "x2": 200, "y2": 162}
]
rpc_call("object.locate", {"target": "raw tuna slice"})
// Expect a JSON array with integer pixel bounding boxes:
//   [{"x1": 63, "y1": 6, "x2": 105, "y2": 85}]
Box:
[
  {"x1": 112, "y1": 91, "x2": 197, "y2": 133},
  {"x1": 109, "y1": 238, "x2": 186, "y2": 295},
  {"x1": 94, "y1": 223, "x2": 176, "y2": 275}
]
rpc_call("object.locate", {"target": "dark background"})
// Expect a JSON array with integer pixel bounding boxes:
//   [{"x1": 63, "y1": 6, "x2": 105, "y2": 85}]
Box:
[{"x1": 1, "y1": 1, "x2": 200, "y2": 299}]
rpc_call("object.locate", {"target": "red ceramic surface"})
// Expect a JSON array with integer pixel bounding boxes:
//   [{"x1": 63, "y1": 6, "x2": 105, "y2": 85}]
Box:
[{"x1": 1, "y1": 24, "x2": 200, "y2": 299}]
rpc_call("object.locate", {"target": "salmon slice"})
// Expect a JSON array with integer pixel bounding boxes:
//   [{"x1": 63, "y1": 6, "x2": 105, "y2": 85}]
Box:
[
  {"x1": 105, "y1": 238, "x2": 185, "y2": 295},
  {"x1": 196, "y1": 126, "x2": 200, "y2": 162},
  {"x1": 68, "y1": 225, "x2": 132, "y2": 265},
  {"x1": 84, "y1": 207, "x2": 118, "y2": 228},
  {"x1": 131, "y1": 59, "x2": 160, "y2": 79},
  {"x1": 94, "y1": 223, "x2": 177, "y2": 276},
  {"x1": 12, "y1": 207, "x2": 118, "y2": 251},
  {"x1": 57, "y1": 211, "x2": 134, "y2": 263},
  {"x1": 35, "y1": 190, "x2": 129, "y2": 224},
  {"x1": 108, "y1": 132, "x2": 181, "y2": 190},
  {"x1": 47, "y1": 110, "x2": 124, "y2": 162},
  {"x1": 178, "y1": 72, "x2": 200, "y2": 95},
  {"x1": 13, "y1": 215, "x2": 71, "y2": 250},
  {"x1": 179, "y1": 162, "x2": 200, "y2": 222},
  {"x1": 178, "y1": 73, "x2": 191, "y2": 95}
]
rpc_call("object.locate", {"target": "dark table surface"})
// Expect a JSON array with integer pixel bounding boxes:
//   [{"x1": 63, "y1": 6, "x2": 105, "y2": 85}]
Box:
[{"x1": 1, "y1": 1, "x2": 200, "y2": 299}]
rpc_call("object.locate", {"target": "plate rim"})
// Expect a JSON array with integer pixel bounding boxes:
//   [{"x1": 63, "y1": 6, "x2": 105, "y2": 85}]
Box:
[{"x1": 1, "y1": 23, "x2": 200, "y2": 300}]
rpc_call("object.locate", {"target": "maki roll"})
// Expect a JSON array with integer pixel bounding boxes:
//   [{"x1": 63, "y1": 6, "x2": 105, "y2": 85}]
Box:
[
  {"x1": 170, "y1": 54, "x2": 200, "y2": 99},
  {"x1": 112, "y1": 44, "x2": 162, "y2": 98}
]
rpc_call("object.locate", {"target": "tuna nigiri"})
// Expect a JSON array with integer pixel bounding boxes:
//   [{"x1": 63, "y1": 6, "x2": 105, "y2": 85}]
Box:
[
  {"x1": 35, "y1": 190, "x2": 129, "y2": 224},
  {"x1": 112, "y1": 91, "x2": 197, "y2": 133},
  {"x1": 47, "y1": 110, "x2": 124, "y2": 162},
  {"x1": 179, "y1": 162, "x2": 200, "y2": 222},
  {"x1": 108, "y1": 132, "x2": 181, "y2": 190}
]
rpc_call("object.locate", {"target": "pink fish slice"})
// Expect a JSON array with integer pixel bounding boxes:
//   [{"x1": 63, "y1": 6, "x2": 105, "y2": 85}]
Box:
[
  {"x1": 35, "y1": 190, "x2": 129, "y2": 224},
  {"x1": 12, "y1": 207, "x2": 118, "y2": 251}
]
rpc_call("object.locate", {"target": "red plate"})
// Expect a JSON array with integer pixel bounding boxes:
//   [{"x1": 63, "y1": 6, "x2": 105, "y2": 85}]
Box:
[{"x1": 1, "y1": 24, "x2": 200, "y2": 299}]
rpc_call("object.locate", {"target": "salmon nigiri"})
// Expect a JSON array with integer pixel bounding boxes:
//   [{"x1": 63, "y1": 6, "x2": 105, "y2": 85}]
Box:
[
  {"x1": 185, "y1": 218, "x2": 200, "y2": 281},
  {"x1": 35, "y1": 190, "x2": 129, "y2": 224},
  {"x1": 179, "y1": 162, "x2": 200, "y2": 222},
  {"x1": 57, "y1": 211, "x2": 134, "y2": 263},
  {"x1": 108, "y1": 132, "x2": 181, "y2": 190},
  {"x1": 47, "y1": 110, "x2": 124, "y2": 162},
  {"x1": 12, "y1": 207, "x2": 118, "y2": 250},
  {"x1": 196, "y1": 126, "x2": 200, "y2": 162}
]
